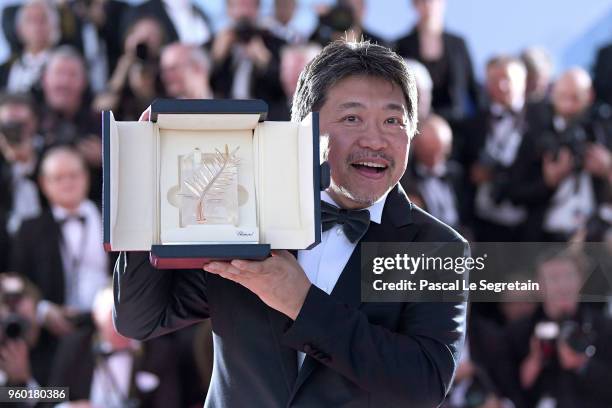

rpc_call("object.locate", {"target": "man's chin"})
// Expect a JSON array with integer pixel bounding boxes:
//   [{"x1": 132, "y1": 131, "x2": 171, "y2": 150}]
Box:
[{"x1": 328, "y1": 183, "x2": 391, "y2": 208}]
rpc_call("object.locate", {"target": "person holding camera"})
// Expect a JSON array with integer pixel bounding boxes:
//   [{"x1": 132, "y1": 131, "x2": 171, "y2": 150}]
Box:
[
  {"x1": 93, "y1": 15, "x2": 167, "y2": 121},
  {"x1": 210, "y1": 0, "x2": 286, "y2": 118},
  {"x1": 0, "y1": 94, "x2": 41, "y2": 242},
  {"x1": 453, "y1": 56, "x2": 529, "y2": 242},
  {"x1": 0, "y1": 273, "x2": 57, "y2": 389},
  {"x1": 503, "y1": 252, "x2": 612, "y2": 408},
  {"x1": 499, "y1": 68, "x2": 612, "y2": 241},
  {"x1": 49, "y1": 287, "x2": 181, "y2": 408}
]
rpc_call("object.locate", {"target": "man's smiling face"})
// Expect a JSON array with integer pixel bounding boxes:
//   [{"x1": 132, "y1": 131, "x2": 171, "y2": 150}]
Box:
[{"x1": 319, "y1": 75, "x2": 413, "y2": 209}]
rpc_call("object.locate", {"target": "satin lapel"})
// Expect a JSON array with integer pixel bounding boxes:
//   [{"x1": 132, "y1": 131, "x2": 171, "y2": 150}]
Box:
[{"x1": 290, "y1": 185, "x2": 417, "y2": 396}]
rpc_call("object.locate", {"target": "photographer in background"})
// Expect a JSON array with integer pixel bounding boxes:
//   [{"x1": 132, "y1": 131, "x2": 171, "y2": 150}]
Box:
[
  {"x1": 310, "y1": 0, "x2": 386, "y2": 47},
  {"x1": 210, "y1": 0, "x2": 286, "y2": 118},
  {"x1": 453, "y1": 56, "x2": 529, "y2": 242},
  {"x1": 0, "y1": 94, "x2": 41, "y2": 240},
  {"x1": 500, "y1": 68, "x2": 612, "y2": 241},
  {"x1": 0, "y1": 0, "x2": 60, "y2": 93},
  {"x1": 0, "y1": 273, "x2": 56, "y2": 388},
  {"x1": 49, "y1": 287, "x2": 181, "y2": 408},
  {"x1": 93, "y1": 15, "x2": 167, "y2": 120},
  {"x1": 504, "y1": 252, "x2": 612, "y2": 408}
]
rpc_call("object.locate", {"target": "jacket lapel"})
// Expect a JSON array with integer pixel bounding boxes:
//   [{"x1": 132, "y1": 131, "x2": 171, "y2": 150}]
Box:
[{"x1": 289, "y1": 185, "x2": 417, "y2": 396}]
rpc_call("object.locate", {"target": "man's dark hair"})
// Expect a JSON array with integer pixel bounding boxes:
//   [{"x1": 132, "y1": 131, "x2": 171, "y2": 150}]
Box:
[
  {"x1": 291, "y1": 39, "x2": 418, "y2": 135},
  {"x1": 0, "y1": 93, "x2": 37, "y2": 116}
]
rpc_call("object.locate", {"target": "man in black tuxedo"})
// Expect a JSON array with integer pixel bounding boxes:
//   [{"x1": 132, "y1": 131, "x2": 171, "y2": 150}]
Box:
[
  {"x1": 401, "y1": 114, "x2": 466, "y2": 231},
  {"x1": 453, "y1": 56, "x2": 529, "y2": 242},
  {"x1": 114, "y1": 40, "x2": 468, "y2": 407},
  {"x1": 11, "y1": 147, "x2": 110, "y2": 338},
  {"x1": 49, "y1": 287, "x2": 181, "y2": 407}
]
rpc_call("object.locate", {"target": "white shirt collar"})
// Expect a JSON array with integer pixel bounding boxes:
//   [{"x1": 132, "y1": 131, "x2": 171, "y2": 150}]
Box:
[
  {"x1": 321, "y1": 190, "x2": 388, "y2": 224},
  {"x1": 51, "y1": 200, "x2": 92, "y2": 221}
]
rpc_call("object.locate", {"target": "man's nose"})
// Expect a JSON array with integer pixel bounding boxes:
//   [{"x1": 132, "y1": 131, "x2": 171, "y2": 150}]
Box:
[{"x1": 357, "y1": 122, "x2": 388, "y2": 150}]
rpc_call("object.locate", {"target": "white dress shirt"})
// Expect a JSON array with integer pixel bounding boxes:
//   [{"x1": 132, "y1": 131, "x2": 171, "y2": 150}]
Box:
[
  {"x1": 7, "y1": 160, "x2": 40, "y2": 235},
  {"x1": 475, "y1": 103, "x2": 527, "y2": 226},
  {"x1": 89, "y1": 349, "x2": 134, "y2": 408},
  {"x1": 296, "y1": 191, "x2": 388, "y2": 368},
  {"x1": 6, "y1": 50, "x2": 50, "y2": 93},
  {"x1": 51, "y1": 200, "x2": 109, "y2": 311}
]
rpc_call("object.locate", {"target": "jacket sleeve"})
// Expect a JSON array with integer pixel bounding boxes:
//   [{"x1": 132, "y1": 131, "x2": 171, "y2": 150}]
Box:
[
  {"x1": 112, "y1": 251, "x2": 210, "y2": 341},
  {"x1": 282, "y1": 241, "x2": 469, "y2": 408}
]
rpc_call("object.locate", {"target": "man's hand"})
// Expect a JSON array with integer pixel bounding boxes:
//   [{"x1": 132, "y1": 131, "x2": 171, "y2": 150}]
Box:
[
  {"x1": 245, "y1": 37, "x2": 272, "y2": 70},
  {"x1": 584, "y1": 143, "x2": 612, "y2": 179},
  {"x1": 543, "y1": 148, "x2": 574, "y2": 188},
  {"x1": 44, "y1": 303, "x2": 76, "y2": 337},
  {"x1": 76, "y1": 136, "x2": 103, "y2": 166},
  {"x1": 470, "y1": 164, "x2": 492, "y2": 185},
  {"x1": 211, "y1": 28, "x2": 236, "y2": 63},
  {"x1": 520, "y1": 336, "x2": 543, "y2": 389},
  {"x1": 204, "y1": 251, "x2": 312, "y2": 320},
  {"x1": 557, "y1": 341, "x2": 589, "y2": 372},
  {"x1": 0, "y1": 339, "x2": 31, "y2": 384}
]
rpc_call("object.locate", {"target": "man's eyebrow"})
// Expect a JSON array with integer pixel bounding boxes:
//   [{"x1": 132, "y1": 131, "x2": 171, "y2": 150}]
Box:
[
  {"x1": 384, "y1": 103, "x2": 406, "y2": 112},
  {"x1": 337, "y1": 101, "x2": 366, "y2": 110}
]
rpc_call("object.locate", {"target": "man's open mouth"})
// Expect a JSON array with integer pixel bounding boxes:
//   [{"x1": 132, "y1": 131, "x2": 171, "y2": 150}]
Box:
[{"x1": 351, "y1": 161, "x2": 389, "y2": 175}]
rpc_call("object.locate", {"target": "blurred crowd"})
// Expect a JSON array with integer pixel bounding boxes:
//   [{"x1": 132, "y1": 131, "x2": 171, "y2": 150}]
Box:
[{"x1": 0, "y1": 0, "x2": 611, "y2": 407}]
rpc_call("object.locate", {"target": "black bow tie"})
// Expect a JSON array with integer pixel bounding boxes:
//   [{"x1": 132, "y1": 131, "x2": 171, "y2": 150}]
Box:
[
  {"x1": 321, "y1": 201, "x2": 370, "y2": 243},
  {"x1": 58, "y1": 214, "x2": 86, "y2": 226}
]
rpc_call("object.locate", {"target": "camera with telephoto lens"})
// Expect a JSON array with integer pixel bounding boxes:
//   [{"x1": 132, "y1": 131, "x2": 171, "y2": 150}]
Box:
[
  {"x1": 541, "y1": 110, "x2": 608, "y2": 174},
  {"x1": 0, "y1": 288, "x2": 30, "y2": 344},
  {"x1": 545, "y1": 124, "x2": 591, "y2": 172},
  {"x1": 0, "y1": 121, "x2": 26, "y2": 146},
  {"x1": 534, "y1": 318, "x2": 597, "y2": 363},
  {"x1": 311, "y1": 5, "x2": 354, "y2": 45},
  {"x1": 234, "y1": 18, "x2": 263, "y2": 44},
  {"x1": 1, "y1": 314, "x2": 29, "y2": 342}
]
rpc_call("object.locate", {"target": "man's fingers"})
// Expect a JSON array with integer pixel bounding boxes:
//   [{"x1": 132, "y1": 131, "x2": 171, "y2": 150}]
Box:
[
  {"x1": 230, "y1": 259, "x2": 263, "y2": 274},
  {"x1": 271, "y1": 250, "x2": 294, "y2": 261},
  {"x1": 139, "y1": 106, "x2": 152, "y2": 122},
  {"x1": 204, "y1": 261, "x2": 242, "y2": 276}
]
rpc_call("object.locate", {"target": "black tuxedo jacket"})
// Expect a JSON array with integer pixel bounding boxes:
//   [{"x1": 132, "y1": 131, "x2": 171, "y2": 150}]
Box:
[
  {"x1": 10, "y1": 211, "x2": 67, "y2": 304},
  {"x1": 49, "y1": 328, "x2": 181, "y2": 407},
  {"x1": 395, "y1": 29, "x2": 480, "y2": 121},
  {"x1": 594, "y1": 43, "x2": 612, "y2": 106},
  {"x1": 209, "y1": 30, "x2": 286, "y2": 116},
  {"x1": 113, "y1": 185, "x2": 468, "y2": 407}
]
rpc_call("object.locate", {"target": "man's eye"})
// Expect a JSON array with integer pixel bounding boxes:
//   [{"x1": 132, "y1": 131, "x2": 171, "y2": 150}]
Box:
[
  {"x1": 385, "y1": 117, "x2": 403, "y2": 125},
  {"x1": 343, "y1": 115, "x2": 359, "y2": 123}
]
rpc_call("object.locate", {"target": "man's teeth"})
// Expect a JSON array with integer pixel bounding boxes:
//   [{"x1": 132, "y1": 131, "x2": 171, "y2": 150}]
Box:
[{"x1": 355, "y1": 161, "x2": 386, "y2": 168}]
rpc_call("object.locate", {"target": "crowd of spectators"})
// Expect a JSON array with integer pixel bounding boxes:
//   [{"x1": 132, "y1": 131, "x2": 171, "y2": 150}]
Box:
[{"x1": 0, "y1": 0, "x2": 611, "y2": 407}]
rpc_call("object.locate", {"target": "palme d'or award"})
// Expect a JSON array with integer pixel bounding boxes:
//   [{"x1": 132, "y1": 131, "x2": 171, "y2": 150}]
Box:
[
  {"x1": 179, "y1": 145, "x2": 240, "y2": 227},
  {"x1": 102, "y1": 99, "x2": 328, "y2": 269}
]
